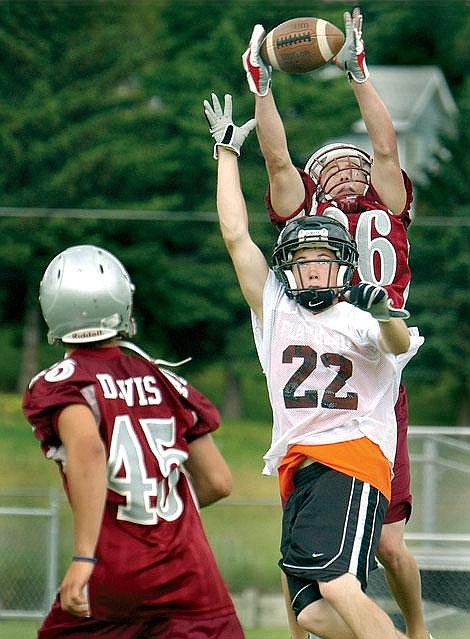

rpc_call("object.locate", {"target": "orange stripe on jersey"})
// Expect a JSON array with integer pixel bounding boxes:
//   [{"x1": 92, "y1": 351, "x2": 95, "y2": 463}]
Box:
[{"x1": 278, "y1": 437, "x2": 391, "y2": 505}]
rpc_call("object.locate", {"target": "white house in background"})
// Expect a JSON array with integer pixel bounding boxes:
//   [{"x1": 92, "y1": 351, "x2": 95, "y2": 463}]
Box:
[{"x1": 319, "y1": 65, "x2": 458, "y2": 188}]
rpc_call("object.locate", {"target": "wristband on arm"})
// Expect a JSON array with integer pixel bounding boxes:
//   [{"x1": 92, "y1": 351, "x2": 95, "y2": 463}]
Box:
[{"x1": 72, "y1": 555, "x2": 97, "y2": 564}]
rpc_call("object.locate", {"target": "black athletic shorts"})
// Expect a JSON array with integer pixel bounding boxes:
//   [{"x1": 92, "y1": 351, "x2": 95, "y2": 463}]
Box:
[{"x1": 280, "y1": 462, "x2": 388, "y2": 616}]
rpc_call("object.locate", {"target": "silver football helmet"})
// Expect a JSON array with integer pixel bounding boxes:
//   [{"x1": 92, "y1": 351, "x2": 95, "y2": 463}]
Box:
[
  {"x1": 39, "y1": 245, "x2": 136, "y2": 344},
  {"x1": 304, "y1": 143, "x2": 371, "y2": 213}
]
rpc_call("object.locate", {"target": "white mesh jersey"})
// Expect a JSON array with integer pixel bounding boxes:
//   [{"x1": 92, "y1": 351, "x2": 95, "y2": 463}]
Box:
[{"x1": 251, "y1": 271, "x2": 423, "y2": 476}]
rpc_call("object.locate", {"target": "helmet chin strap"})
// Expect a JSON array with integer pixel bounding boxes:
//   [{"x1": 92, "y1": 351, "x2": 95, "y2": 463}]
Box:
[
  {"x1": 337, "y1": 264, "x2": 348, "y2": 287},
  {"x1": 319, "y1": 192, "x2": 365, "y2": 214},
  {"x1": 285, "y1": 270, "x2": 298, "y2": 290},
  {"x1": 317, "y1": 183, "x2": 369, "y2": 214},
  {"x1": 334, "y1": 193, "x2": 367, "y2": 214},
  {"x1": 283, "y1": 266, "x2": 340, "y2": 311},
  {"x1": 118, "y1": 340, "x2": 192, "y2": 367},
  {"x1": 296, "y1": 288, "x2": 337, "y2": 311}
]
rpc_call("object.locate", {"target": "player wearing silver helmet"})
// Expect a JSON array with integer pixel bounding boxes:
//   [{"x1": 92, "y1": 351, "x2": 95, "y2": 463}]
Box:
[
  {"x1": 204, "y1": 91, "x2": 423, "y2": 639},
  {"x1": 242, "y1": 6, "x2": 431, "y2": 639},
  {"x1": 39, "y1": 245, "x2": 136, "y2": 345},
  {"x1": 23, "y1": 245, "x2": 244, "y2": 639}
]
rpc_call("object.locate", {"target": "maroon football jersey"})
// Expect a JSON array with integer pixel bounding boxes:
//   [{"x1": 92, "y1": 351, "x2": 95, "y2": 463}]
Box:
[
  {"x1": 23, "y1": 346, "x2": 236, "y2": 622},
  {"x1": 266, "y1": 168, "x2": 413, "y2": 311}
]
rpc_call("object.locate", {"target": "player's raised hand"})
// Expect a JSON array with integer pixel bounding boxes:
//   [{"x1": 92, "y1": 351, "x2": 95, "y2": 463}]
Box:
[
  {"x1": 242, "y1": 24, "x2": 272, "y2": 97},
  {"x1": 346, "y1": 282, "x2": 392, "y2": 321},
  {"x1": 203, "y1": 93, "x2": 256, "y2": 159},
  {"x1": 334, "y1": 7, "x2": 369, "y2": 83}
]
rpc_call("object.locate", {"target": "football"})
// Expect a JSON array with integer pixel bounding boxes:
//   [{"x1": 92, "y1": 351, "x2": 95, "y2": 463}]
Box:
[{"x1": 260, "y1": 17, "x2": 345, "y2": 74}]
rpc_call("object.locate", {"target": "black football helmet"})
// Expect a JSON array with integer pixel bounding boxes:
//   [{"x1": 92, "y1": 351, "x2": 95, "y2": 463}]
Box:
[{"x1": 272, "y1": 216, "x2": 358, "y2": 310}]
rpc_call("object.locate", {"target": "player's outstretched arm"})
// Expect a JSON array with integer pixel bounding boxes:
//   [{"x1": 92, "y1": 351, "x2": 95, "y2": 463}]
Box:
[
  {"x1": 335, "y1": 7, "x2": 406, "y2": 214},
  {"x1": 378, "y1": 316, "x2": 411, "y2": 355},
  {"x1": 204, "y1": 93, "x2": 268, "y2": 319},
  {"x1": 255, "y1": 91, "x2": 306, "y2": 219},
  {"x1": 353, "y1": 80, "x2": 407, "y2": 214},
  {"x1": 217, "y1": 147, "x2": 268, "y2": 320},
  {"x1": 347, "y1": 283, "x2": 410, "y2": 354},
  {"x1": 242, "y1": 25, "x2": 304, "y2": 219}
]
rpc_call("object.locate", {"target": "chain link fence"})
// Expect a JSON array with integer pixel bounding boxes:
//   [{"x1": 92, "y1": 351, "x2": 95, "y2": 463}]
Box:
[
  {"x1": 0, "y1": 490, "x2": 59, "y2": 620},
  {"x1": 1, "y1": 428, "x2": 470, "y2": 637}
]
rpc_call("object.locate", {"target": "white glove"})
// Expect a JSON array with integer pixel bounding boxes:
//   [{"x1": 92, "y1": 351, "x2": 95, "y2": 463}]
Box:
[
  {"x1": 334, "y1": 7, "x2": 370, "y2": 83},
  {"x1": 242, "y1": 24, "x2": 272, "y2": 97},
  {"x1": 203, "y1": 93, "x2": 256, "y2": 159}
]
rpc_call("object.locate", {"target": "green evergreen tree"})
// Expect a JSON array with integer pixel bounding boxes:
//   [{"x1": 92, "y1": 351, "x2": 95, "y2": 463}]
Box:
[
  {"x1": 0, "y1": 0, "x2": 467, "y2": 421},
  {"x1": 407, "y1": 77, "x2": 470, "y2": 424}
]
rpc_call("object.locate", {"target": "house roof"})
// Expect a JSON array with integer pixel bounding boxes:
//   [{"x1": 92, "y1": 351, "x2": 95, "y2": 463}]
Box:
[
  {"x1": 317, "y1": 65, "x2": 458, "y2": 187},
  {"x1": 319, "y1": 65, "x2": 457, "y2": 132}
]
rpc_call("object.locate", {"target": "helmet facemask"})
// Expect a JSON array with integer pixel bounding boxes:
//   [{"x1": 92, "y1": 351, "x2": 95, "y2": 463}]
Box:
[
  {"x1": 305, "y1": 144, "x2": 371, "y2": 213},
  {"x1": 283, "y1": 253, "x2": 350, "y2": 310},
  {"x1": 273, "y1": 217, "x2": 358, "y2": 311}
]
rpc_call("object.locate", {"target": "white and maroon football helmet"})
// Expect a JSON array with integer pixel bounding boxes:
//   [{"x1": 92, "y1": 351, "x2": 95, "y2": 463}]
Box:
[
  {"x1": 39, "y1": 245, "x2": 136, "y2": 345},
  {"x1": 304, "y1": 143, "x2": 371, "y2": 213}
]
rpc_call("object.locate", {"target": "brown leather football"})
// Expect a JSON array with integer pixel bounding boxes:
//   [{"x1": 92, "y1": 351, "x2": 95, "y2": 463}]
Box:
[{"x1": 260, "y1": 17, "x2": 345, "y2": 74}]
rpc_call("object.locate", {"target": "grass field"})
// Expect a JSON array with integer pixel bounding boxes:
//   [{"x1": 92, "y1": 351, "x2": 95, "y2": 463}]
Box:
[
  {"x1": 1, "y1": 621, "x2": 39, "y2": 639},
  {"x1": 2, "y1": 393, "x2": 470, "y2": 638},
  {"x1": 4, "y1": 615, "x2": 470, "y2": 639},
  {"x1": 0, "y1": 620, "x2": 289, "y2": 638}
]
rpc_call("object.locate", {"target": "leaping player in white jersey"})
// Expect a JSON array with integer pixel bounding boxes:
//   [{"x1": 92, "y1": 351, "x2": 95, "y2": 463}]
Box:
[
  {"x1": 204, "y1": 91, "x2": 423, "y2": 639},
  {"x1": 242, "y1": 6, "x2": 433, "y2": 638}
]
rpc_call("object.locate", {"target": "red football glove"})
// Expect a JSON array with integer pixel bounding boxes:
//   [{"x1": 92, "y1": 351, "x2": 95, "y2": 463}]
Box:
[
  {"x1": 334, "y1": 7, "x2": 370, "y2": 83},
  {"x1": 242, "y1": 24, "x2": 272, "y2": 97}
]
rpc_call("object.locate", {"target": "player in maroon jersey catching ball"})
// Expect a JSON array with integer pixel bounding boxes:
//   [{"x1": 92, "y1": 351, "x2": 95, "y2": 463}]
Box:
[
  {"x1": 243, "y1": 6, "x2": 431, "y2": 639},
  {"x1": 23, "y1": 245, "x2": 244, "y2": 639}
]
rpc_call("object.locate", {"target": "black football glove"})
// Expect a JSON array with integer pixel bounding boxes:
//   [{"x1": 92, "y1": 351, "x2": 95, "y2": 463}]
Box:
[
  {"x1": 347, "y1": 283, "x2": 410, "y2": 321},
  {"x1": 347, "y1": 282, "x2": 391, "y2": 321}
]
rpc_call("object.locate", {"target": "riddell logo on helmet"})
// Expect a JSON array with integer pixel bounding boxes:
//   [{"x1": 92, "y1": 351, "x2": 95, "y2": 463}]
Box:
[
  {"x1": 71, "y1": 329, "x2": 107, "y2": 339},
  {"x1": 298, "y1": 228, "x2": 328, "y2": 240}
]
